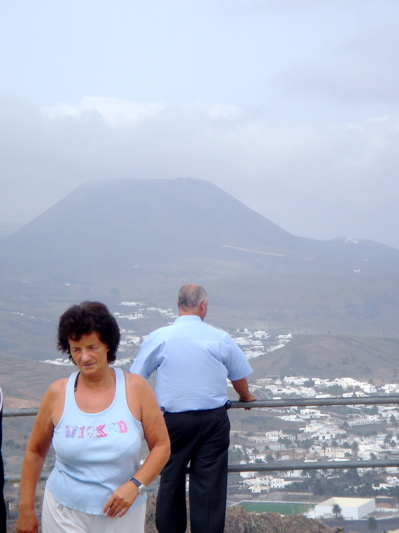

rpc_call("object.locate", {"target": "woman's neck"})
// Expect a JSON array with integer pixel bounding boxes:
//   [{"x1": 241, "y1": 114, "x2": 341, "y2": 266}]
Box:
[{"x1": 74, "y1": 367, "x2": 115, "y2": 392}]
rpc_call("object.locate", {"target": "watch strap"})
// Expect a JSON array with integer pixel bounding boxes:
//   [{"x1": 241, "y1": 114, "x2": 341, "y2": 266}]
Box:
[{"x1": 129, "y1": 476, "x2": 147, "y2": 495}]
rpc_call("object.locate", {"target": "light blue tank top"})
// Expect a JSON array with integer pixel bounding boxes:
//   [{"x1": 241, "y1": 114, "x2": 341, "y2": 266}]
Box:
[{"x1": 47, "y1": 368, "x2": 146, "y2": 514}]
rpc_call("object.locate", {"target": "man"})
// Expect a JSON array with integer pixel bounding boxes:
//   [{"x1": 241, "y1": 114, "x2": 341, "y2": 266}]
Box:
[{"x1": 130, "y1": 284, "x2": 256, "y2": 533}]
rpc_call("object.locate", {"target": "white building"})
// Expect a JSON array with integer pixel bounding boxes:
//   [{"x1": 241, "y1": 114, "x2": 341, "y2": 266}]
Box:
[
  {"x1": 253, "y1": 330, "x2": 269, "y2": 339},
  {"x1": 323, "y1": 448, "x2": 349, "y2": 460},
  {"x1": 300, "y1": 387, "x2": 316, "y2": 397},
  {"x1": 270, "y1": 478, "x2": 293, "y2": 489},
  {"x1": 381, "y1": 383, "x2": 399, "y2": 393},
  {"x1": 334, "y1": 377, "x2": 360, "y2": 389},
  {"x1": 283, "y1": 376, "x2": 307, "y2": 386},
  {"x1": 265, "y1": 430, "x2": 282, "y2": 442},
  {"x1": 315, "y1": 497, "x2": 375, "y2": 520},
  {"x1": 243, "y1": 475, "x2": 273, "y2": 493},
  {"x1": 300, "y1": 408, "x2": 322, "y2": 419},
  {"x1": 359, "y1": 383, "x2": 377, "y2": 393},
  {"x1": 279, "y1": 414, "x2": 300, "y2": 422},
  {"x1": 348, "y1": 416, "x2": 379, "y2": 427}
]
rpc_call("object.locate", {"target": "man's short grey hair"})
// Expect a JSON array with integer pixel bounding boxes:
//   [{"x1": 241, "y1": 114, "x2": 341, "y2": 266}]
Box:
[{"x1": 177, "y1": 285, "x2": 207, "y2": 310}]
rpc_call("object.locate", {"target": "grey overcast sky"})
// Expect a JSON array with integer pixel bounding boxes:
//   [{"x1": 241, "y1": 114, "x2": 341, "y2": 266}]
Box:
[{"x1": 1, "y1": 0, "x2": 399, "y2": 248}]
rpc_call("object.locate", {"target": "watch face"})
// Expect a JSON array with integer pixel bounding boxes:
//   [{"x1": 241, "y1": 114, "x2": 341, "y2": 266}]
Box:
[{"x1": 138, "y1": 484, "x2": 147, "y2": 495}]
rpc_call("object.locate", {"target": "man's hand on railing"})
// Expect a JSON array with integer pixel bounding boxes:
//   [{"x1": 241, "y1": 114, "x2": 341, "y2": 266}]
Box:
[
  {"x1": 239, "y1": 392, "x2": 257, "y2": 410},
  {"x1": 231, "y1": 377, "x2": 256, "y2": 409}
]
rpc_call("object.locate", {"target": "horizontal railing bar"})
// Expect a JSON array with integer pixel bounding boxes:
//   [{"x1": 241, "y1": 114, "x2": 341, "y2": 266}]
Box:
[
  {"x1": 231, "y1": 396, "x2": 399, "y2": 409},
  {"x1": 3, "y1": 408, "x2": 39, "y2": 417},
  {"x1": 5, "y1": 474, "x2": 49, "y2": 483},
  {"x1": 4, "y1": 395, "x2": 399, "y2": 418},
  {"x1": 4, "y1": 396, "x2": 399, "y2": 484},
  {"x1": 5, "y1": 459, "x2": 399, "y2": 483},
  {"x1": 226, "y1": 459, "x2": 399, "y2": 472}
]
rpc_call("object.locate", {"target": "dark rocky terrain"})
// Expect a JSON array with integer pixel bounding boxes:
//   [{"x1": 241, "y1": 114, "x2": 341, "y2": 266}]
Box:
[{"x1": 143, "y1": 495, "x2": 348, "y2": 533}]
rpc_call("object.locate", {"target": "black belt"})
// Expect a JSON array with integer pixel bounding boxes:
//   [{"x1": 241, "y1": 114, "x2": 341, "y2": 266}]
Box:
[{"x1": 163, "y1": 401, "x2": 231, "y2": 414}]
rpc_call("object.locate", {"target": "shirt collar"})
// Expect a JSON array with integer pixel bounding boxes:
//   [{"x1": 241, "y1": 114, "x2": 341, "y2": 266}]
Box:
[{"x1": 175, "y1": 315, "x2": 202, "y2": 323}]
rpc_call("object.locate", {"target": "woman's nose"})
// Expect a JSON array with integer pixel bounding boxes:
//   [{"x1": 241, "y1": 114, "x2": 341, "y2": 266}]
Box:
[{"x1": 81, "y1": 348, "x2": 91, "y2": 360}]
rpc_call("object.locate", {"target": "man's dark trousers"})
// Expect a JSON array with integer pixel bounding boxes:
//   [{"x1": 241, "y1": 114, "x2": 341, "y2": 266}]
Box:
[{"x1": 156, "y1": 406, "x2": 230, "y2": 533}]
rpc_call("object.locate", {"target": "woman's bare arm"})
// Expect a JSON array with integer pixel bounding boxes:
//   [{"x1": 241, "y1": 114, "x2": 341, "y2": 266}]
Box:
[
  {"x1": 103, "y1": 373, "x2": 170, "y2": 518},
  {"x1": 16, "y1": 381, "x2": 63, "y2": 533}
]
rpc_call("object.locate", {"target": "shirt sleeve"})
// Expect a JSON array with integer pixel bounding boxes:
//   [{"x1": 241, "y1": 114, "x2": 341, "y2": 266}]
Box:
[
  {"x1": 130, "y1": 333, "x2": 163, "y2": 378},
  {"x1": 223, "y1": 335, "x2": 253, "y2": 382}
]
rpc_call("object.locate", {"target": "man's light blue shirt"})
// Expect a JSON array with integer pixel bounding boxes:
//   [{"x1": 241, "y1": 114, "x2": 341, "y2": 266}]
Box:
[{"x1": 130, "y1": 315, "x2": 253, "y2": 412}]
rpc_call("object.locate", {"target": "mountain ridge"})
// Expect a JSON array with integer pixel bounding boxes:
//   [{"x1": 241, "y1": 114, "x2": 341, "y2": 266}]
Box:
[
  {"x1": 1, "y1": 178, "x2": 398, "y2": 279},
  {"x1": 0, "y1": 178, "x2": 398, "y2": 372}
]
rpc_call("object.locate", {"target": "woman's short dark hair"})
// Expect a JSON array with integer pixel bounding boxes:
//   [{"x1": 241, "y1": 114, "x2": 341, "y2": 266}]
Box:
[{"x1": 57, "y1": 301, "x2": 120, "y2": 363}]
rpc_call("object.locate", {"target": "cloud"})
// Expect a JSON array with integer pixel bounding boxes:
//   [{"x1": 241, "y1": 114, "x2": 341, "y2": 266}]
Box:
[
  {"x1": 1, "y1": 95, "x2": 399, "y2": 248},
  {"x1": 43, "y1": 98, "x2": 166, "y2": 128},
  {"x1": 275, "y1": 22, "x2": 399, "y2": 103}
]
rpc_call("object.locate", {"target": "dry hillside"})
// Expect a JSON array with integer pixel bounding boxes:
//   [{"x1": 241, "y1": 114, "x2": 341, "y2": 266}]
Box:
[{"x1": 144, "y1": 496, "x2": 348, "y2": 533}]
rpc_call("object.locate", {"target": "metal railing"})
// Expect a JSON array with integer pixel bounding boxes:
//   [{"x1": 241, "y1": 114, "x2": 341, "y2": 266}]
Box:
[{"x1": 4, "y1": 395, "x2": 399, "y2": 481}]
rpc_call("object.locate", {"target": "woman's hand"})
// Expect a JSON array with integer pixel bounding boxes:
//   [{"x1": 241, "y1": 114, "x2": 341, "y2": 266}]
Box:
[
  {"x1": 102, "y1": 481, "x2": 137, "y2": 518},
  {"x1": 16, "y1": 509, "x2": 39, "y2": 533}
]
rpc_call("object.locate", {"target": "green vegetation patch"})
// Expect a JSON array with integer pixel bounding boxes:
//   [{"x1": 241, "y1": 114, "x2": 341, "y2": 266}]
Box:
[{"x1": 239, "y1": 501, "x2": 311, "y2": 515}]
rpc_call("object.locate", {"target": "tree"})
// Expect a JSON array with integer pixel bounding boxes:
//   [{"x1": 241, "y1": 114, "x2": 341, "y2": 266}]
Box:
[
  {"x1": 367, "y1": 516, "x2": 377, "y2": 532},
  {"x1": 332, "y1": 503, "x2": 342, "y2": 518},
  {"x1": 301, "y1": 438, "x2": 314, "y2": 451},
  {"x1": 369, "y1": 404, "x2": 378, "y2": 415},
  {"x1": 229, "y1": 446, "x2": 246, "y2": 464},
  {"x1": 384, "y1": 431, "x2": 393, "y2": 444},
  {"x1": 351, "y1": 441, "x2": 359, "y2": 455}
]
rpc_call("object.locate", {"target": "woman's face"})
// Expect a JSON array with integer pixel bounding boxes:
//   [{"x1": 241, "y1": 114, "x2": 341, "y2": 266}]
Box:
[{"x1": 68, "y1": 331, "x2": 109, "y2": 376}]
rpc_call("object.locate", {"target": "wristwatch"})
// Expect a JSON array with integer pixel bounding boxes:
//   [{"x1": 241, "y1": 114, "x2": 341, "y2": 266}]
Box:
[{"x1": 129, "y1": 476, "x2": 147, "y2": 496}]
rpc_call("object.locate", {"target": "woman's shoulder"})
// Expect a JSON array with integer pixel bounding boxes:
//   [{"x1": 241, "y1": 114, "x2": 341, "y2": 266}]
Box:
[
  {"x1": 44, "y1": 377, "x2": 70, "y2": 400},
  {"x1": 123, "y1": 371, "x2": 153, "y2": 406},
  {"x1": 35, "y1": 377, "x2": 70, "y2": 424},
  {"x1": 123, "y1": 370, "x2": 147, "y2": 388}
]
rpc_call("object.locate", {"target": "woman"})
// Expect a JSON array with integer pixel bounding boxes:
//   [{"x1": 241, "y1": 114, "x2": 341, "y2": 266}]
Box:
[{"x1": 16, "y1": 301, "x2": 170, "y2": 533}]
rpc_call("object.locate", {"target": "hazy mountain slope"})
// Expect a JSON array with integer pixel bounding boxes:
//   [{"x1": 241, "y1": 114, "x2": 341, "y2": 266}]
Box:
[
  {"x1": 250, "y1": 334, "x2": 399, "y2": 382},
  {"x1": 0, "y1": 178, "x2": 398, "y2": 367},
  {"x1": 205, "y1": 272, "x2": 399, "y2": 338},
  {"x1": 0, "y1": 178, "x2": 295, "y2": 274},
  {"x1": 1, "y1": 178, "x2": 398, "y2": 280}
]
